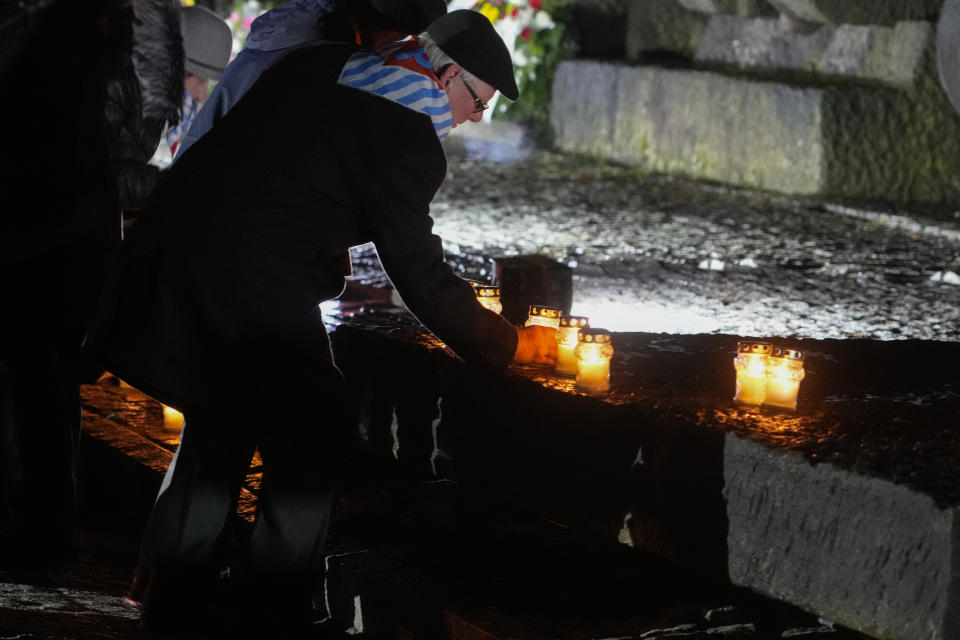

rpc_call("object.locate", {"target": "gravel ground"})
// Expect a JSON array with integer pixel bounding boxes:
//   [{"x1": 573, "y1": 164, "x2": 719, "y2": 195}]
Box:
[{"x1": 351, "y1": 143, "x2": 960, "y2": 342}]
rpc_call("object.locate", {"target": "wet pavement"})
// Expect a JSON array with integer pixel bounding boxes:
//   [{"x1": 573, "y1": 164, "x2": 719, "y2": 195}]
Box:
[{"x1": 352, "y1": 145, "x2": 960, "y2": 340}]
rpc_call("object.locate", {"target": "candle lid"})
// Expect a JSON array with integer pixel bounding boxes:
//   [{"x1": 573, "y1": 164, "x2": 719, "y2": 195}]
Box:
[
  {"x1": 475, "y1": 285, "x2": 501, "y2": 298},
  {"x1": 737, "y1": 341, "x2": 773, "y2": 355},
  {"x1": 560, "y1": 315, "x2": 589, "y2": 329},
  {"x1": 771, "y1": 346, "x2": 804, "y2": 361},
  {"x1": 528, "y1": 305, "x2": 563, "y2": 319},
  {"x1": 578, "y1": 327, "x2": 611, "y2": 343}
]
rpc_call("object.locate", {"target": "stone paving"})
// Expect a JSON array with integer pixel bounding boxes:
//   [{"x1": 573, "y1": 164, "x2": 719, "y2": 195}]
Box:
[{"x1": 351, "y1": 142, "x2": 960, "y2": 342}]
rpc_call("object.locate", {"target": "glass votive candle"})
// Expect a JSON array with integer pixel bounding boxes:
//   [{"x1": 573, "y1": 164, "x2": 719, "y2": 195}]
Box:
[
  {"x1": 163, "y1": 405, "x2": 185, "y2": 433},
  {"x1": 525, "y1": 305, "x2": 563, "y2": 330},
  {"x1": 574, "y1": 328, "x2": 613, "y2": 393},
  {"x1": 764, "y1": 346, "x2": 805, "y2": 411},
  {"x1": 555, "y1": 315, "x2": 590, "y2": 376},
  {"x1": 474, "y1": 285, "x2": 502, "y2": 314},
  {"x1": 733, "y1": 341, "x2": 772, "y2": 406}
]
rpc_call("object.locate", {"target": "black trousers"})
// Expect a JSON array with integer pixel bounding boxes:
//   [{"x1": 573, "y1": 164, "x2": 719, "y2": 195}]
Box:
[{"x1": 136, "y1": 327, "x2": 348, "y2": 631}]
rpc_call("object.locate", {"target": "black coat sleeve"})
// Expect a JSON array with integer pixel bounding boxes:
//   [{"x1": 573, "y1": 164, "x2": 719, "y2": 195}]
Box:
[{"x1": 361, "y1": 149, "x2": 518, "y2": 366}]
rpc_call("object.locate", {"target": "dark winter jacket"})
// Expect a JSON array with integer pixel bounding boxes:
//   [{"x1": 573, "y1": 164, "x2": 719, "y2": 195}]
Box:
[
  {"x1": 102, "y1": 2, "x2": 182, "y2": 212},
  {"x1": 96, "y1": 42, "x2": 518, "y2": 411}
]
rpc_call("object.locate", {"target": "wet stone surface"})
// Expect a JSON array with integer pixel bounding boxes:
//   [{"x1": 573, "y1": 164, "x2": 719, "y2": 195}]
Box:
[{"x1": 351, "y1": 149, "x2": 960, "y2": 340}]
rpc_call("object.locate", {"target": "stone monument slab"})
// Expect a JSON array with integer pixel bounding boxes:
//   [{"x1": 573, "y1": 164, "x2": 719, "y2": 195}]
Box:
[
  {"x1": 937, "y1": 0, "x2": 960, "y2": 115},
  {"x1": 765, "y1": 0, "x2": 941, "y2": 26}
]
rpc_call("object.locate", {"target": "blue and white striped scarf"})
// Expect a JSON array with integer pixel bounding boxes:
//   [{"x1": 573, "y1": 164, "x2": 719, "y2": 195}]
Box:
[{"x1": 337, "y1": 39, "x2": 453, "y2": 139}]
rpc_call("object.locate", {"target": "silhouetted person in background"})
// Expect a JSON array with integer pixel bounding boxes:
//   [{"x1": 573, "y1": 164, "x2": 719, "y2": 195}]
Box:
[
  {"x1": 102, "y1": 2, "x2": 230, "y2": 229},
  {"x1": 175, "y1": 0, "x2": 447, "y2": 159},
  {"x1": 161, "y1": 5, "x2": 233, "y2": 157}
]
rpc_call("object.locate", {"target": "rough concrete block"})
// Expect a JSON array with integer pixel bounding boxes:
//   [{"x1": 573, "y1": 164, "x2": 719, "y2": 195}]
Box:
[
  {"x1": 551, "y1": 59, "x2": 960, "y2": 202},
  {"x1": 937, "y1": 0, "x2": 960, "y2": 115},
  {"x1": 766, "y1": 0, "x2": 941, "y2": 26},
  {"x1": 626, "y1": 0, "x2": 710, "y2": 60},
  {"x1": 695, "y1": 15, "x2": 833, "y2": 73},
  {"x1": 553, "y1": 61, "x2": 825, "y2": 194},
  {"x1": 724, "y1": 433, "x2": 960, "y2": 640},
  {"x1": 695, "y1": 17, "x2": 931, "y2": 89},
  {"x1": 819, "y1": 21, "x2": 932, "y2": 88},
  {"x1": 678, "y1": 0, "x2": 772, "y2": 16},
  {"x1": 550, "y1": 60, "x2": 620, "y2": 157}
]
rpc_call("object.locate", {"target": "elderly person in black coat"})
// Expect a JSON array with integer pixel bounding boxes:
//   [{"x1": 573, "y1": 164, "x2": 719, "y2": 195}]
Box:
[{"x1": 96, "y1": 9, "x2": 556, "y2": 635}]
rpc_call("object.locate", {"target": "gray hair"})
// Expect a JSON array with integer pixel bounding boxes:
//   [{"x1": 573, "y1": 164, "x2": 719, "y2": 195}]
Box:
[{"x1": 419, "y1": 31, "x2": 474, "y2": 81}]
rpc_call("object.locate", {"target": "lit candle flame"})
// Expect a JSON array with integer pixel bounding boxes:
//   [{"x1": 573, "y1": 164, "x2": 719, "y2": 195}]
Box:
[
  {"x1": 556, "y1": 316, "x2": 589, "y2": 376},
  {"x1": 763, "y1": 347, "x2": 805, "y2": 411},
  {"x1": 163, "y1": 405, "x2": 185, "y2": 433},
  {"x1": 733, "y1": 342, "x2": 772, "y2": 406},
  {"x1": 575, "y1": 328, "x2": 613, "y2": 393}
]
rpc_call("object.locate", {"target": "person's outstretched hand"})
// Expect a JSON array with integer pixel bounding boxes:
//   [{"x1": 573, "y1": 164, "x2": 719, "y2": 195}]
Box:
[{"x1": 513, "y1": 325, "x2": 558, "y2": 365}]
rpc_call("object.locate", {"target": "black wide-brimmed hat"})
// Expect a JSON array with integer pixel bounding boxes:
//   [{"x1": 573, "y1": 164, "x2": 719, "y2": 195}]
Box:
[
  {"x1": 366, "y1": 0, "x2": 448, "y2": 36},
  {"x1": 426, "y1": 9, "x2": 519, "y2": 101}
]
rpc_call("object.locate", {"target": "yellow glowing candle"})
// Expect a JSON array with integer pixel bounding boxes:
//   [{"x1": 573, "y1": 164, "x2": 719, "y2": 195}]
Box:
[
  {"x1": 764, "y1": 347, "x2": 805, "y2": 411},
  {"x1": 163, "y1": 405, "x2": 185, "y2": 432},
  {"x1": 474, "y1": 285, "x2": 503, "y2": 314},
  {"x1": 555, "y1": 315, "x2": 589, "y2": 376},
  {"x1": 525, "y1": 305, "x2": 563, "y2": 330},
  {"x1": 575, "y1": 328, "x2": 614, "y2": 393},
  {"x1": 733, "y1": 342, "x2": 772, "y2": 406}
]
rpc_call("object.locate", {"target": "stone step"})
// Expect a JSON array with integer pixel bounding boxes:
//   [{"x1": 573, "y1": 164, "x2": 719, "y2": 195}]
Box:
[
  {"x1": 320, "y1": 484, "x2": 852, "y2": 639},
  {"x1": 549, "y1": 58, "x2": 960, "y2": 202}
]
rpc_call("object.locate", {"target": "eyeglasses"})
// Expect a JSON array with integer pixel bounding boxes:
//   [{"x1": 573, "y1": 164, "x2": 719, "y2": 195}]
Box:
[{"x1": 461, "y1": 76, "x2": 488, "y2": 113}]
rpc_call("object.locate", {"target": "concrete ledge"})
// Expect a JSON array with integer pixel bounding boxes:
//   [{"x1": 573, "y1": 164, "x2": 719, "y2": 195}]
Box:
[
  {"x1": 328, "y1": 313, "x2": 960, "y2": 640},
  {"x1": 725, "y1": 433, "x2": 960, "y2": 640},
  {"x1": 76, "y1": 316, "x2": 960, "y2": 640},
  {"x1": 550, "y1": 59, "x2": 960, "y2": 202}
]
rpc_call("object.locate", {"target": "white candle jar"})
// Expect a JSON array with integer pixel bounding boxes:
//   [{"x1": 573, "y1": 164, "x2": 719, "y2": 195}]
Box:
[
  {"x1": 575, "y1": 328, "x2": 613, "y2": 393},
  {"x1": 555, "y1": 315, "x2": 589, "y2": 376},
  {"x1": 764, "y1": 346, "x2": 805, "y2": 411},
  {"x1": 474, "y1": 285, "x2": 502, "y2": 314},
  {"x1": 733, "y1": 341, "x2": 772, "y2": 406},
  {"x1": 525, "y1": 305, "x2": 563, "y2": 330}
]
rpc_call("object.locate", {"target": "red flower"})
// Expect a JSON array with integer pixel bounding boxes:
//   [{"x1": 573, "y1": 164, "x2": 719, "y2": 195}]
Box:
[
  {"x1": 530, "y1": 0, "x2": 542, "y2": 10},
  {"x1": 511, "y1": 6, "x2": 518, "y2": 17},
  {"x1": 520, "y1": 26, "x2": 532, "y2": 39}
]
